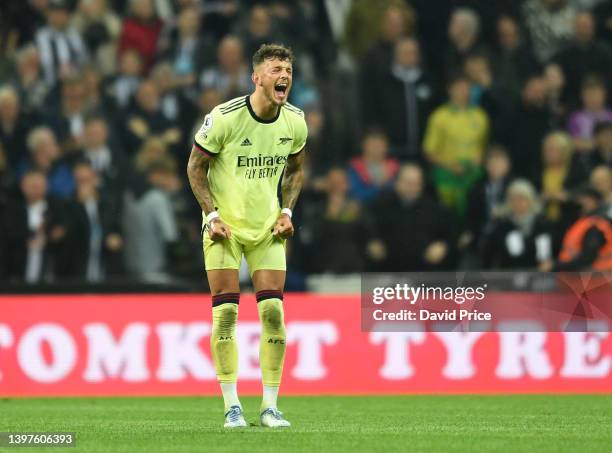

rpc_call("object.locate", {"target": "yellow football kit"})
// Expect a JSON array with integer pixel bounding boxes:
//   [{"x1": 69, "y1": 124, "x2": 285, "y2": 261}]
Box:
[{"x1": 194, "y1": 95, "x2": 308, "y2": 275}]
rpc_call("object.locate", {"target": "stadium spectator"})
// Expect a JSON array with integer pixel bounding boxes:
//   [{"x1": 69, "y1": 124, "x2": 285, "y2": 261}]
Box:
[
  {"x1": 423, "y1": 75, "x2": 489, "y2": 222},
  {"x1": 522, "y1": 0, "x2": 576, "y2": 64},
  {"x1": 366, "y1": 163, "x2": 455, "y2": 271},
  {"x1": 542, "y1": 62, "x2": 567, "y2": 128},
  {"x1": 444, "y1": 8, "x2": 487, "y2": 79},
  {"x1": 159, "y1": 5, "x2": 216, "y2": 90},
  {"x1": 348, "y1": 129, "x2": 399, "y2": 203},
  {"x1": 134, "y1": 137, "x2": 167, "y2": 172},
  {"x1": 310, "y1": 167, "x2": 365, "y2": 273},
  {"x1": 123, "y1": 157, "x2": 179, "y2": 282},
  {"x1": 46, "y1": 73, "x2": 93, "y2": 156},
  {"x1": 365, "y1": 37, "x2": 438, "y2": 160},
  {"x1": 492, "y1": 15, "x2": 540, "y2": 98},
  {"x1": 79, "y1": 115, "x2": 127, "y2": 200},
  {"x1": 240, "y1": 5, "x2": 277, "y2": 60},
  {"x1": 463, "y1": 53, "x2": 513, "y2": 145},
  {"x1": 481, "y1": 179, "x2": 553, "y2": 270},
  {"x1": 121, "y1": 79, "x2": 181, "y2": 155},
  {"x1": 65, "y1": 161, "x2": 124, "y2": 281},
  {"x1": 35, "y1": 0, "x2": 88, "y2": 86},
  {"x1": 131, "y1": 137, "x2": 169, "y2": 193},
  {"x1": 199, "y1": 36, "x2": 251, "y2": 101},
  {"x1": 302, "y1": 105, "x2": 336, "y2": 177},
  {"x1": 2, "y1": 169, "x2": 69, "y2": 282},
  {"x1": 509, "y1": 76, "x2": 553, "y2": 182},
  {"x1": 546, "y1": 185, "x2": 612, "y2": 271},
  {"x1": 104, "y1": 49, "x2": 143, "y2": 111},
  {"x1": 72, "y1": 0, "x2": 122, "y2": 76},
  {"x1": 539, "y1": 131, "x2": 575, "y2": 248},
  {"x1": 117, "y1": 0, "x2": 163, "y2": 71},
  {"x1": 267, "y1": 2, "x2": 307, "y2": 45},
  {"x1": 462, "y1": 145, "x2": 514, "y2": 263},
  {"x1": 195, "y1": 0, "x2": 240, "y2": 40},
  {"x1": 553, "y1": 11, "x2": 612, "y2": 105},
  {"x1": 590, "y1": 165, "x2": 612, "y2": 204},
  {"x1": 567, "y1": 76, "x2": 612, "y2": 153},
  {"x1": 566, "y1": 121, "x2": 612, "y2": 189},
  {"x1": 356, "y1": 3, "x2": 415, "y2": 127},
  {"x1": 0, "y1": 86, "x2": 33, "y2": 170},
  {"x1": 151, "y1": 62, "x2": 182, "y2": 122},
  {"x1": 80, "y1": 64, "x2": 114, "y2": 115},
  {"x1": 189, "y1": 87, "x2": 222, "y2": 141},
  {"x1": 346, "y1": 1, "x2": 415, "y2": 61},
  {"x1": 12, "y1": 45, "x2": 50, "y2": 114},
  {"x1": 18, "y1": 126, "x2": 75, "y2": 198},
  {"x1": 162, "y1": 159, "x2": 202, "y2": 280}
]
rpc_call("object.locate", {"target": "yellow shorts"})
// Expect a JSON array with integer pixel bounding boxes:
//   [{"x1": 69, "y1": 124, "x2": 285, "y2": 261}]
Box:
[{"x1": 203, "y1": 230, "x2": 286, "y2": 276}]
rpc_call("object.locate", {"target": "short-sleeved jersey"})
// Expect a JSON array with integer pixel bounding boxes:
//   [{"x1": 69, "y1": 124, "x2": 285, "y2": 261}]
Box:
[{"x1": 194, "y1": 95, "x2": 308, "y2": 242}]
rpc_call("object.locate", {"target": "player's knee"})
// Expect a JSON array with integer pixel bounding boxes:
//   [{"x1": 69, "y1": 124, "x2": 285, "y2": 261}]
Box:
[
  {"x1": 258, "y1": 298, "x2": 284, "y2": 332},
  {"x1": 216, "y1": 304, "x2": 238, "y2": 329},
  {"x1": 212, "y1": 293, "x2": 239, "y2": 332},
  {"x1": 211, "y1": 287, "x2": 240, "y2": 296}
]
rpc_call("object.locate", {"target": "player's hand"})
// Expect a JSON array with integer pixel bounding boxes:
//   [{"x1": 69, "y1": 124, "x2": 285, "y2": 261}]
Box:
[
  {"x1": 272, "y1": 213, "x2": 294, "y2": 238},
  {"x1": 208, "y1": 218, "x2": 231, "y2": 241}
]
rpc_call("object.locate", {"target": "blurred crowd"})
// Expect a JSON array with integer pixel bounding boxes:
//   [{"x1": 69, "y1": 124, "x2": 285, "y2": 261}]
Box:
[{"x1": 1, "y1": 0, "x2": 612, "y2": 286}]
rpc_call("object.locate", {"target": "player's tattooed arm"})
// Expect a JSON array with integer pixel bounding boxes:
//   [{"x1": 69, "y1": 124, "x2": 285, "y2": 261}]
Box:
[
  {"x1": 186, "y1": 146, "x2": 215, "y2": 214},
  {"x1": 273, "y1": 150, "x2": 304, "y2": 238},
  {"x1": 281, "y1": 149, "x2": 305, "y2": 210},
  {"x1": 187, "y1": 146, "x2": 231, "y2": 240}
]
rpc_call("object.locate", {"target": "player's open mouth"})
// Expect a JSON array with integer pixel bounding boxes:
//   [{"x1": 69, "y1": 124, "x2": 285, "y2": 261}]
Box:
[{"x1": 274, "y1": 83, "x2": 288, "y2": 99}]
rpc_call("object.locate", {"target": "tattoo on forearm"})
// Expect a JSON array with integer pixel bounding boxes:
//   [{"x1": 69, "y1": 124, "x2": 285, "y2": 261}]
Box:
[
  {"x1": 187, "y1": 147, "x2": 215, "y2": 214},
  {"x1": 281, "y1": 150, "x2": 305, "y2": 210}
]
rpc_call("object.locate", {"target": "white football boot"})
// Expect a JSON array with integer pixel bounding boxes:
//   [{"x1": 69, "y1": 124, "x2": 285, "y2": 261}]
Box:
[
  {"x1": 260, "y1": 408, "x2": 291, "y2": 428},
  {"x1": 224, "y1": 405, "x2": 247, "y2": 428}
]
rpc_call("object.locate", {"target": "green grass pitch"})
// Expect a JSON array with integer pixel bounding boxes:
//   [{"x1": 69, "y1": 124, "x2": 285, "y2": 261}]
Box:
[{"x1": 1, "y1": 395, "x2": 611, "y2": 452}]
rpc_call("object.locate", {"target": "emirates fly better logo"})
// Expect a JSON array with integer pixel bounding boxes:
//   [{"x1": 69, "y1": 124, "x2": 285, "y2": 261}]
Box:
[{"x1": 237, "y1": 154, "x2": 288, "y2": 179}]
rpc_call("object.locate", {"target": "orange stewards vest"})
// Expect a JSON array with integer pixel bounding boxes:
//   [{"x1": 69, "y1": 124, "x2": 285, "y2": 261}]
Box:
[{"x1": 559, "y1": 215, "x2": 612, "y2": 270}]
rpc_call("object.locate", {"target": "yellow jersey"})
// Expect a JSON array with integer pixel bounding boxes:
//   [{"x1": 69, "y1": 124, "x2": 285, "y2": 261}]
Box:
[
  {"x1": 423, "y1": 104, "x2": 489, "y2": 166},
  {"x1": 194, "y1": 95, "x2": 308, "y2": 242}
]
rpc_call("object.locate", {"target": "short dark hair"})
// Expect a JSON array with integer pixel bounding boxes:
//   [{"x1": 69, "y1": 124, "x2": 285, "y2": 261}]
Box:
[
  {"x1": 485, "y1": 144, "x2": 510, "y2": 161},
  {"x1": 252, "y1": 43, "x2": 294, "y2": 69},
  {"x1": 23, "y1": 168, "x2": 46, "y2": 179},
  {"x1": 362, "y1": 127, "x2": 388, "y2": 142},
  {"x1": 447, "y1": 72, "x2": 470, "y2": 87},
  {"x1": 582, "y1": 74, "x2": 605, "y2": 91},
  {"x1": 84, "y1": 113, "x2": 106, "y2": 125},
  {"x1": 73, "y1": 158, "x2": 94, "y2": 171}
]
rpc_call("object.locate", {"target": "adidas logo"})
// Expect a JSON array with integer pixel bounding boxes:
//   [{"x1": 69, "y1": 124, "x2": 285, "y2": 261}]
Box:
[{"x1": 240, "y1": 138, "x2": 252, "y2": 146}]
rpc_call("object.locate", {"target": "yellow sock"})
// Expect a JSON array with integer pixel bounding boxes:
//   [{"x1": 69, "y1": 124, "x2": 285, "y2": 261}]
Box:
[
  {"x1": 257, "y1": 294, "x2": 286, "y2": 389},
  {"x1": 211, "y1": 294, "x2": 239, "y2": 385}
]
